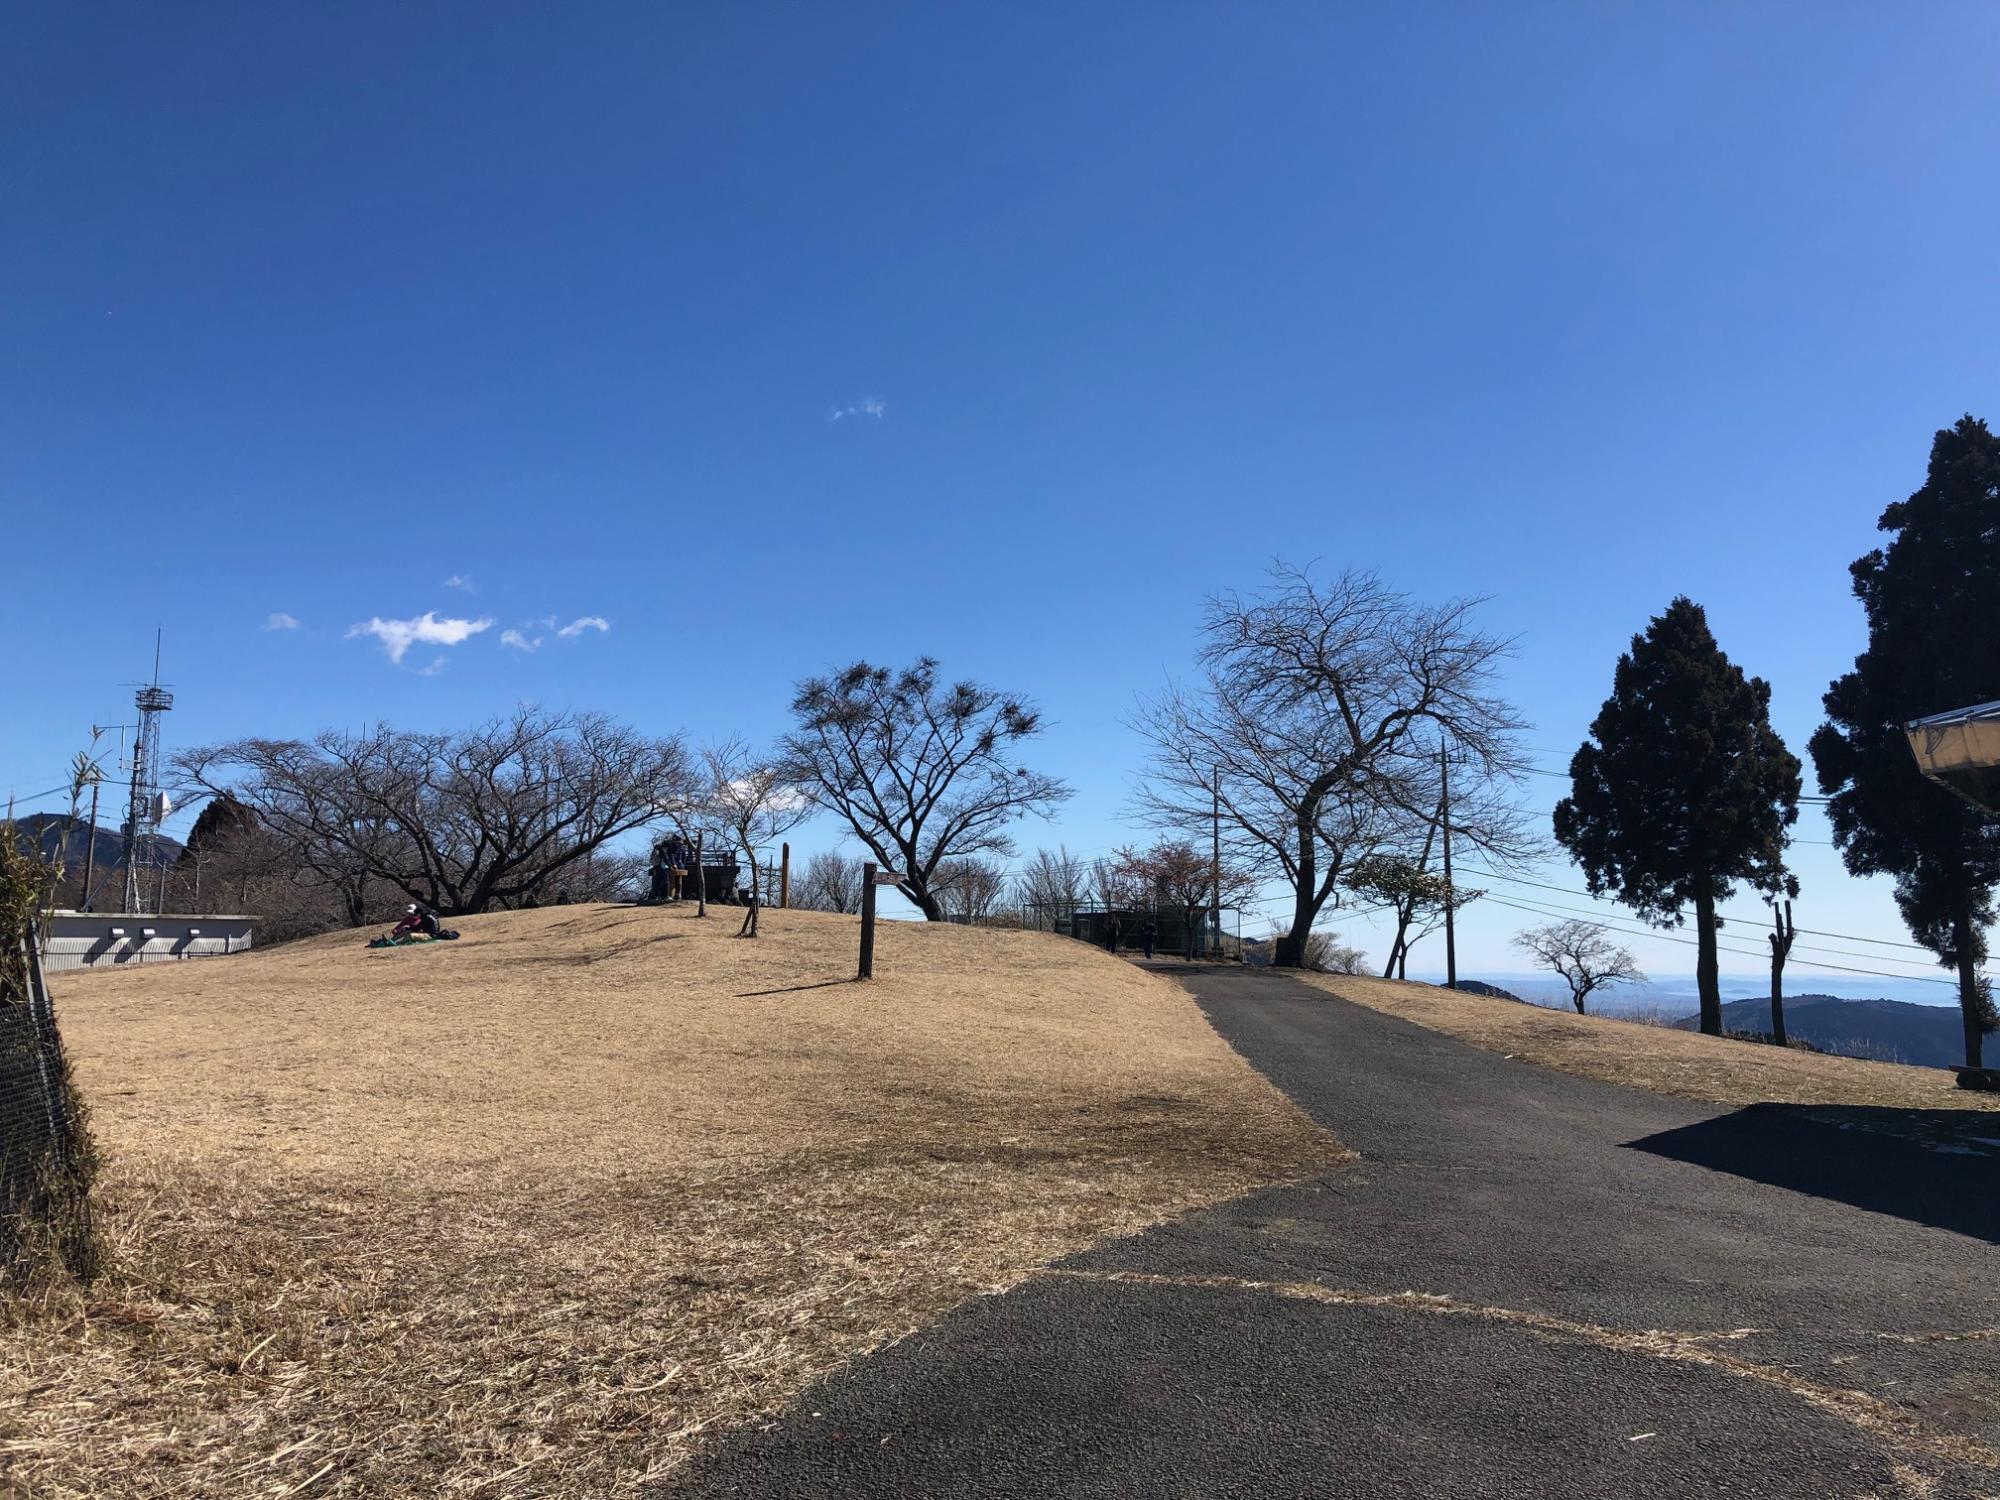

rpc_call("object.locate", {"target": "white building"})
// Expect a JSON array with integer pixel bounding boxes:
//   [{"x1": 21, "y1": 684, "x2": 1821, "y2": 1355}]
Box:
[{"x1": 41, "y1": 911, "x2": 256, "y2": 973}]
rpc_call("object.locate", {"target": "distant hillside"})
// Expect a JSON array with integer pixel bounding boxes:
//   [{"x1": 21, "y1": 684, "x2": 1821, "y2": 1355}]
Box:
[
  {"x1": 1456, "y1": 979, "x2": 1526, "y2": 1003},
  {"x1": 1675, "y1": 993, "x2": 1968, "y2": 1069},
  {"x1": 10, "y1": 812, "x2": 182, "y2": 872}
]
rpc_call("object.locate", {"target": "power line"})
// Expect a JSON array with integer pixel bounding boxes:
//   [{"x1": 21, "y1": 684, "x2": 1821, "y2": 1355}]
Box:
[
  {"x1": 1518, "y1": 762, "x2": 1831, "y2": 803},
  {"x1": 3, "y1": 783, "x2": 77, "y2": 814},
  {"x1": 1455, "y1": 879, "x2": 1944, "y2": 973},
  {"x1": 1457, "y1": 863, "x2": 1936, "y2": 953},
  {"x1": 1478, "y1": 892, "x2": 1956, "y2": 987}
]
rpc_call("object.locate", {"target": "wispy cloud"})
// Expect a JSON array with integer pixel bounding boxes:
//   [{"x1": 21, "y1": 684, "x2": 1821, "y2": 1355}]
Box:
[
  {"x1": 828, "y1": 396, "x2": 886, "y2": 423},
  {"x1": 416, "y1": 655, "x2": 450, "y2": 677},
  {"x1": 442, "y1": 574, "x2": 476, "y2": 593},
  {"x1": 500, "y1": 628, "x2": 541, "y2": 653},
  {"x1": 556, "y1": 615, "x2": 611, "y2": 639},
  {"x1": 263, "y1": 612, "x2": 301, "y2": 632},
  {"x1": 347, "y1": 611, "x2": 494, "y2": 664}
]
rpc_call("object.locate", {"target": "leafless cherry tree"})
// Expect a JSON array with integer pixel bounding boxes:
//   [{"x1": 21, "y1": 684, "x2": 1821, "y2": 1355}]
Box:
[
  {"x1": 701, "y1": 738, "x2": 813, "y2": 938},
  {"x1": 783, "y1": 658, "x2": 1070, "y2": 920},
  {"x1": 1135, "y1": 565, "x2": 1528, "y2": 968},
  {"x1": 176, "y1": 707, "x2": 691, "y2": 918},
  {"x1": 1012, "y1": 846, "x2": 1090, "y2": 931},
  {"x1": 1514, "y1": 920, "x2": 1646, "y2": 1014},
  {"x1": 932, "y1": 855, "x2": 1008, "y2": 922},
  {"x1": 794, "y1": 850, "x2": 866, "y2": 913},
  {"x1": 1110, "y1": 839, "x2": 1258, "y2": 958}
]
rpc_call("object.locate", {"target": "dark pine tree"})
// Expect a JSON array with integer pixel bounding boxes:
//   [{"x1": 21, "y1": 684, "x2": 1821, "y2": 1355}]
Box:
[
  {"x1": 1809, "y1": 415, "x2": 2000, "y2": 1069},
  {"x1": 1555, "y1": 598, "x2": 1801, "y2": 1035}
]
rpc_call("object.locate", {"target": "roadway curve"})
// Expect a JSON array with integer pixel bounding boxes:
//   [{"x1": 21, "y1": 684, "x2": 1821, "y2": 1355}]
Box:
[{"x1": 670, "y1": 964, "x2": 2000, "y2": 1498}]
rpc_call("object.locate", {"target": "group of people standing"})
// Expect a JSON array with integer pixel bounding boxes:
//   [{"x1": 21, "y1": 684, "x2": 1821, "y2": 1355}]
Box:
[
  {"x1": 647, "y1": 834, "x2": 693, "y2": 904},
  {"x1": 1102, "y1": 912, "x2": 1160, "y2": 958}
]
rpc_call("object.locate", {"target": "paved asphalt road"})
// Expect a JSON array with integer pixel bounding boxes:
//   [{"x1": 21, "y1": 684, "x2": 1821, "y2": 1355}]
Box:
[{"x1": 670, "y1": 965, "x2": 2000, "y2": 1498}]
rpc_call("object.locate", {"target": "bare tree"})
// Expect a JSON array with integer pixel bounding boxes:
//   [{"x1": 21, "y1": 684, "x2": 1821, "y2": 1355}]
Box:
[
  {"x1": 1110, "y1": 839, "x2": 1257, "y2": 959},
  {"x1": 1089, "y1": 855, "x2": 1148, "y2": 913},
  {"x1": 1012, "y1": 845, "x2": 1089, "y2": 931},
  {"x1": 783, "y1": 658, "x2": 1071, "y2": 920},
  {"x1": 932, "y1": 855, "x2": 1008, "y2": 922},
  {"x1": 177, "y1": 708, "x2": 691, "y2": 917},
  {"x1": 794, "y1": 850, "x2": 865, "y2": 913},
  {"x1": 1514, "y1": 920, "x2": 1646, "y2": 1014},
  {"x1": 1135, "y1": 565, "x2": 1527, "y2": 968},
  {"x1": 702, "y1": 739, "x2": 813, "y2": 938},
  {"x1": 1267, "y1": 924, "x2": 1367, "y2": 974}
]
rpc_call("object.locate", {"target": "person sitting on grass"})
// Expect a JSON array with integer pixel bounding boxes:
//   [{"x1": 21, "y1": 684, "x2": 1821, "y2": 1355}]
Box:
[{"x1": 391, "y1": 904, "x2": 442, "y2": 940}]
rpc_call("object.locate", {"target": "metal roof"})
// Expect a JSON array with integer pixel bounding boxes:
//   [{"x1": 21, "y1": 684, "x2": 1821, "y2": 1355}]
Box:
[{"x1": 1907, "y1": 700, "x2": 2000, "y2": 729}]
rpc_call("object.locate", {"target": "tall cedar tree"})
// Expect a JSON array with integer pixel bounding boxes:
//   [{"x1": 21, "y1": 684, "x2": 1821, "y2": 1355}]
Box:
[
  {"x1": 1554, "y1": 598, "x2": 1800, "y2": 1035},
  {"x1": 1809, "y1": 416, "x2": 2000, "y2": 1068},
  {"x1": 178, "y1": 792, "x2": 258, "y2": 865}
]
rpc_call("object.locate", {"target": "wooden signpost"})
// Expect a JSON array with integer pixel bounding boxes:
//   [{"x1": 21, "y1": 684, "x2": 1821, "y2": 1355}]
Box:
[{"x1": 857, "y1": 862, "x2": 902, "y2": 980}]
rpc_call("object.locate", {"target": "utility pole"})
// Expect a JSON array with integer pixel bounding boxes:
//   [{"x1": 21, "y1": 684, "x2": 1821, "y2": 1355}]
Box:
[
  {"x1": 694, "y1": 831, "x2": 707, "y2": 918},
  {"x1": 1210, "y1": 767, "x2": 1222, "y2": 959},
  {"x1": 1440, "y1": 740, "x2": 1457, "y2": 990},
  {"x1": 80, "y1": 781, "x2": 100, "y2": 912},
  {"x1": 1769, "y1": 899, "x2": 1796, "y2": 1048}
]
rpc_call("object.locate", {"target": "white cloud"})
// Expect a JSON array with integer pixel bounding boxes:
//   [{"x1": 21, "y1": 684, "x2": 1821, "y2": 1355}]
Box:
[
  {"x1": 500, "y1": 628, "x2": 541, "y2": 652},
  {"x1": 263, "y1": 612, "x2": 301, "y2": 632},
  {"x1": 417, "y1": 655, "x2": 450, "y2": 677},
  {"x1": 346, "y1": 611, "x2": 494, "y2": 664},
  {"x1": 829, "y1": 397, "x2": 886, "y2": 423},
  {"x1": 556, "y1": 615, "x2": 610, "y2": 639},
  {"x1": 442, "y1": 574, "x2": 476, "y2": 593}
]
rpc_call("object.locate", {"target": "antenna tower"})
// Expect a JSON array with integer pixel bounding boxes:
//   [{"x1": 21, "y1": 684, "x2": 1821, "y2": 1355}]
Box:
[{"x1": 121, "y1": 632, "x2": 174, "y2": 914}]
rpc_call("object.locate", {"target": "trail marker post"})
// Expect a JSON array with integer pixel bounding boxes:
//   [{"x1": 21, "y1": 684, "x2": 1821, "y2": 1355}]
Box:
[{"x1": 858, "y1": 863, "x2": 901, "y2": 980}]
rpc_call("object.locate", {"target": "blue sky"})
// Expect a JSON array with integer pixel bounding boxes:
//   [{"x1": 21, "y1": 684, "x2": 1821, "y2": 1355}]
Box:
[{"x1": 6, "y1": 4, "x2": 1998, "y2": 991}]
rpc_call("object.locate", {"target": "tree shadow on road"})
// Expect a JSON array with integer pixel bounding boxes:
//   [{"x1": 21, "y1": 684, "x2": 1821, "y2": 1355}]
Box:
[{"x1": 1626, "y1": 1103, "x2": 2000, "y2": 1244}]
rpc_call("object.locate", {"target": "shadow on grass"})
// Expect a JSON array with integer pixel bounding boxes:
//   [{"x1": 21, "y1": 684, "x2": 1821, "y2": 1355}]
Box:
[
  {"x1": 1626, "y1": 1104, "x2": 2000, "y2": 1244},
  {"x1": 735, "y1": 978, "x2": 857, "y2": 998}
]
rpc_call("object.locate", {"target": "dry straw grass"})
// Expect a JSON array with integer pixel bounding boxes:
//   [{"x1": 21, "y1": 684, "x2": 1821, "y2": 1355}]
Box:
[
  {"x1": 1298, "y1": 972, "x2": 2000, "y2": 1113},
  {"x1": 3, "y1": 905, "x2": 1335, "y2": 1497}
]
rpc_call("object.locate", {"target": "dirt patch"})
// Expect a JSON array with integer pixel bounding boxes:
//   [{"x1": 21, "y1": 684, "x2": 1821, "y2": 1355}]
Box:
[
  {"x1": 1297, "y1": 972, "x2": 1998, "y2": 1113},
  {"x1": 6, "y1": 906, "x2": 1339, "y2": 1497}
]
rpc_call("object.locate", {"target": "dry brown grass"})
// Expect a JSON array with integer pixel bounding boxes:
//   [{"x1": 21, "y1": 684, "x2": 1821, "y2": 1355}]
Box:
[
  {"x1": 1297, "y1": 971, "x2": 2000, "y2": 1113},
  {"x1": 4, "y1": 905, "x2": 1338, "y2": 1498}
]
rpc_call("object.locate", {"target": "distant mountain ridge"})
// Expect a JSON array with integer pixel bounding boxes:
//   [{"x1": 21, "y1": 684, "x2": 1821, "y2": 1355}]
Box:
[
  {"x1": 10, "y1": 811, "x2": 182, "y2": 873},
  {"x1": 1675, "y1": 993, "x2": 1968, "y2": 1069}
]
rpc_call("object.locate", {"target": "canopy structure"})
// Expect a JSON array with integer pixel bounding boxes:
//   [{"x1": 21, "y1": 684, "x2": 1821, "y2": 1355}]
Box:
[{"x1": 1905, "y1": 700, "x2": 2000, "y2": 814}]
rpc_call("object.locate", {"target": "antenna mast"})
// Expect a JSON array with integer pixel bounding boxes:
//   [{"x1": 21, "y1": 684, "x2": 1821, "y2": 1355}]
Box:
[{"x1": 121, "y1": 631, "x2": 174, "y2": 914}]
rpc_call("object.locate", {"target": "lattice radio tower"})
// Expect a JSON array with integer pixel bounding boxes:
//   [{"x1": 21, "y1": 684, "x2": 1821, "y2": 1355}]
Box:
[{"x1": 121, "y1": 632, "x2": 174, "y2": 915}]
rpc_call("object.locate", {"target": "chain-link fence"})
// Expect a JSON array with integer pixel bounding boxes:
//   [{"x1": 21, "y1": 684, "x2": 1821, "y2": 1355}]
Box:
[{"x1": 0, "y1": 928, "x2": 97, "y2": 1277}]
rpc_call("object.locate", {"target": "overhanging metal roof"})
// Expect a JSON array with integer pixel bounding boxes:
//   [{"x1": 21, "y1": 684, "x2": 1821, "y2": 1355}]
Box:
[{"x1": 1905, "y1": 702, "x2": 2000, "y2": 814}]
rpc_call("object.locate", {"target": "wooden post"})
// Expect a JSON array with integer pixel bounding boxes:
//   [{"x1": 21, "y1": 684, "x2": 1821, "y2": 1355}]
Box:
[
  {"x1": 694, "y1": 831, "x2": 707, "y2": 918},
  {"x1": 780, "y1": 842, "x2": 790, "y2": 909},
  {"x1": 858, "y1": 861, "x2": 877, "y2": 979}
]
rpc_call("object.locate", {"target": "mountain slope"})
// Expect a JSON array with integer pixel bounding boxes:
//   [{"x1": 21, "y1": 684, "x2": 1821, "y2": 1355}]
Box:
[
  {"x1": 10, "y1": 811, "x2": 182, "y2": 872},
  {"x1": 1676, "y1": 994, "x2": 1967, "y2": 1069}
]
